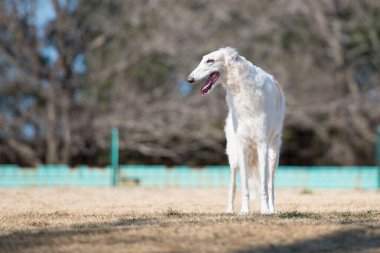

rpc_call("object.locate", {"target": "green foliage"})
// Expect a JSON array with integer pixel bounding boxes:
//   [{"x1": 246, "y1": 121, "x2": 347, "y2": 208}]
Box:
[
  {"x1": 164, "y1": 208, "x2": 184, "y2": 217},
  {"x1": 130, "y1": 53, "x2": 176, "y2": 92},
  {"x1": 278, "y1": 211, "x2": 316, "y2": 219}
]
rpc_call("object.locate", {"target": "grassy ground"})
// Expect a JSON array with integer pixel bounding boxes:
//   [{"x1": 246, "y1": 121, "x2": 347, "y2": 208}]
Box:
[{"x1": 0, "y1": 188, "x2": 379, "y2": 253}]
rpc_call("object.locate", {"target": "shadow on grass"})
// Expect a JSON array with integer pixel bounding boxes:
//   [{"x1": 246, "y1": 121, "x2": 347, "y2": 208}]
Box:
[
  {"x1": 235, "y1": 226, "x2": 380, "y2": 253},
  {"x1": 0, "y1": 211, "x2": 378, "y2": 252},
  {"x1": 0, "y1": 216, "x2": 156, "y2": 252}
]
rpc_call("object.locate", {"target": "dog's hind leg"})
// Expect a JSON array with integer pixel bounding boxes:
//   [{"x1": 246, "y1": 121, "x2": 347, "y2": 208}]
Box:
[
  {"x1": 257, "y1": 142, "x2": 270, "y2": 214},
  {"x1": 268, "y1": 136, "x2": 281, "y2": 214},
  {"x1": 247, "y1": 148, "x2": 259, "y2": 200}
]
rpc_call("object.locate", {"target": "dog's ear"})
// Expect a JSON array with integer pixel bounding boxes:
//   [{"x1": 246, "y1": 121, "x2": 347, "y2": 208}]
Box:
[{"x1": 223, "y1": 47, "x2": 239, "y2": 65}]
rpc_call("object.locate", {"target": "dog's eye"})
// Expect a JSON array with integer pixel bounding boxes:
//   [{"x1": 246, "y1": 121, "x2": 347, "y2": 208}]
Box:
[{"x1": 206, "y1": 59, "x2": 215, "y2": 64}]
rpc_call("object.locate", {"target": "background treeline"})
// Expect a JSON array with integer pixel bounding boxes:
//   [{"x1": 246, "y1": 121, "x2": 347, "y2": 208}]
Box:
[{"x1": 0, "y1": 0, "x2": 379, "y2": 166}]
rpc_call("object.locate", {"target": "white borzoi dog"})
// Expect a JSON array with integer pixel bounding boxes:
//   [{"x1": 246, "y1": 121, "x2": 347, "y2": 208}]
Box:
[{"x1": 187, "y1": 47, "x2": 285, "y2": 214}]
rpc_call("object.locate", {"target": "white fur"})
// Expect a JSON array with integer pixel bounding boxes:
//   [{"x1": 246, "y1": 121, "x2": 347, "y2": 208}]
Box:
[{"x1": 188, "y1": 47, "x2": 285, "y2": 214}]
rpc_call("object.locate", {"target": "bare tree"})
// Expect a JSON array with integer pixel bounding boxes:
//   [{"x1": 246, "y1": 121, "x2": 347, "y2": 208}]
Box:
[
  {"x1": 0, "y1": 0, "x2": 379, "y2": 166},
  {"x1": 0, "y1": 0, "x2": 93, "y2": 165}
]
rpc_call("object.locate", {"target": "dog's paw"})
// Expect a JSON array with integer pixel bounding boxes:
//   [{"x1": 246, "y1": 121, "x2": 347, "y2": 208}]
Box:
[
  {"x1": 225, "y1": 206, "x2": 235, "y2": 214},
  {"x1": 260, "y1": 209, "x2": 275, "y2": 215},
  {"x1": 240, "y1": 208, "x2": 250, "y2": 215}
]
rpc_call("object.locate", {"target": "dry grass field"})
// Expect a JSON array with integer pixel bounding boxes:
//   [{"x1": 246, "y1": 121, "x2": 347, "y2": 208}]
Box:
[{"x1": 0, "y1": 188, "x2": 379, "y2": 253}]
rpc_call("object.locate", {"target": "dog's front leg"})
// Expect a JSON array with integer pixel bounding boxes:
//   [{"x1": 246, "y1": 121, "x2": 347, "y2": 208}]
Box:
[
  {"x1": 237, "y1": 141, "x2": 250, "y2": 214},
  {"x1": 226, "y1": 166, "x2": 237, "y2": 213}
]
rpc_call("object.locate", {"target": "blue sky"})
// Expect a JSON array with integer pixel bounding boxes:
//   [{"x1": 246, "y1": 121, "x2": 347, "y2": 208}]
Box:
[{"x1": 35, "y1": 0, "x2": 55, "y2": 33}]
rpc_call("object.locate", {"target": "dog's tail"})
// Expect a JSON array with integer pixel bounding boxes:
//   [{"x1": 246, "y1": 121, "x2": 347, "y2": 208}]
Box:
[{"x1": 248, "y1": 168, "x2": 260, "y2": 200}]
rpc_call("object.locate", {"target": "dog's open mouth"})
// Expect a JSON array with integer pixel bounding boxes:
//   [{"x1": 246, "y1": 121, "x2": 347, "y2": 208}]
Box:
[{"x1": 200, "y1": 72, "x2": 219, "y2": 96}]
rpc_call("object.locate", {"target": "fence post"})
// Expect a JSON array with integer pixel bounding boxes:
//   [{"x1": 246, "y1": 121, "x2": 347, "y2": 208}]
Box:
[
  {"x1": 377, "y1": 126, "x2": 380, "y2": 188},
  {"x1": 377, "y1": 126, "x2": 380, "y2": 166},
  {"x1": 111, "y1": 128, "x2": 119, "y2": 186}
]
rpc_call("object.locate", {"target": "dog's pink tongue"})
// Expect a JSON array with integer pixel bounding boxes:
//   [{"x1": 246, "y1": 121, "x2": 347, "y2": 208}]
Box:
[
  {"x1": 200, "y1": 72, "x2": 219, "y2": 96},
  {"x1": 201, "y1": 81, "x2": 212, "y2": 96}
]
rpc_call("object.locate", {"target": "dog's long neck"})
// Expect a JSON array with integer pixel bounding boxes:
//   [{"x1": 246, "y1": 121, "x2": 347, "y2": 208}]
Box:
[
  {"x1": 223, "y1": 55, "x2": 266, "y2": 118},
  {"x1": 223, "y1": 55, "x2": 249, "y2": 95},
  {"x1": 223, "y1": 56, "x2": 246, "y2": 116}
]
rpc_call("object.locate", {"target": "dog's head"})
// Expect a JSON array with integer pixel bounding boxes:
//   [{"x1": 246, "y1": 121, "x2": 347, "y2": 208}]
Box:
[{"x1": 187, "y1": 47, "x2": 239, "y2": 96}]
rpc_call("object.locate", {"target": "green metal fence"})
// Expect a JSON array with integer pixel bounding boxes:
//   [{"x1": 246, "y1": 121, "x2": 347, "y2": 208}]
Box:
[
  {"x1": 1, "y1": 127, "x2": 379, "y2": 189},
  {"x1": 0, "y1": 165, "x2": 379, "y2": 189},
  {"x1": 0, "y1": 165, "x2": 112, "y2": 187},
  {"x1": 377, "y1": 126, "x2": 380, "y2": 167}
]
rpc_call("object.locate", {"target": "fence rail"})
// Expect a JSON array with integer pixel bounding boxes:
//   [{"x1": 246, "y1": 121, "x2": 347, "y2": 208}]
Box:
[{"x1": 0, "y1": 165, "x2": 379, "y2": 189}]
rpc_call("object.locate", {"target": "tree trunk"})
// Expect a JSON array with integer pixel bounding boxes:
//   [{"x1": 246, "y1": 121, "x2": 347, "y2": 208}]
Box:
[
  {"x1": 61, "y1": 91, "x2": 71, "y2": 164},
  {"x1": 46, "y1": 83, "x2": 58, "y2": 164}
]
